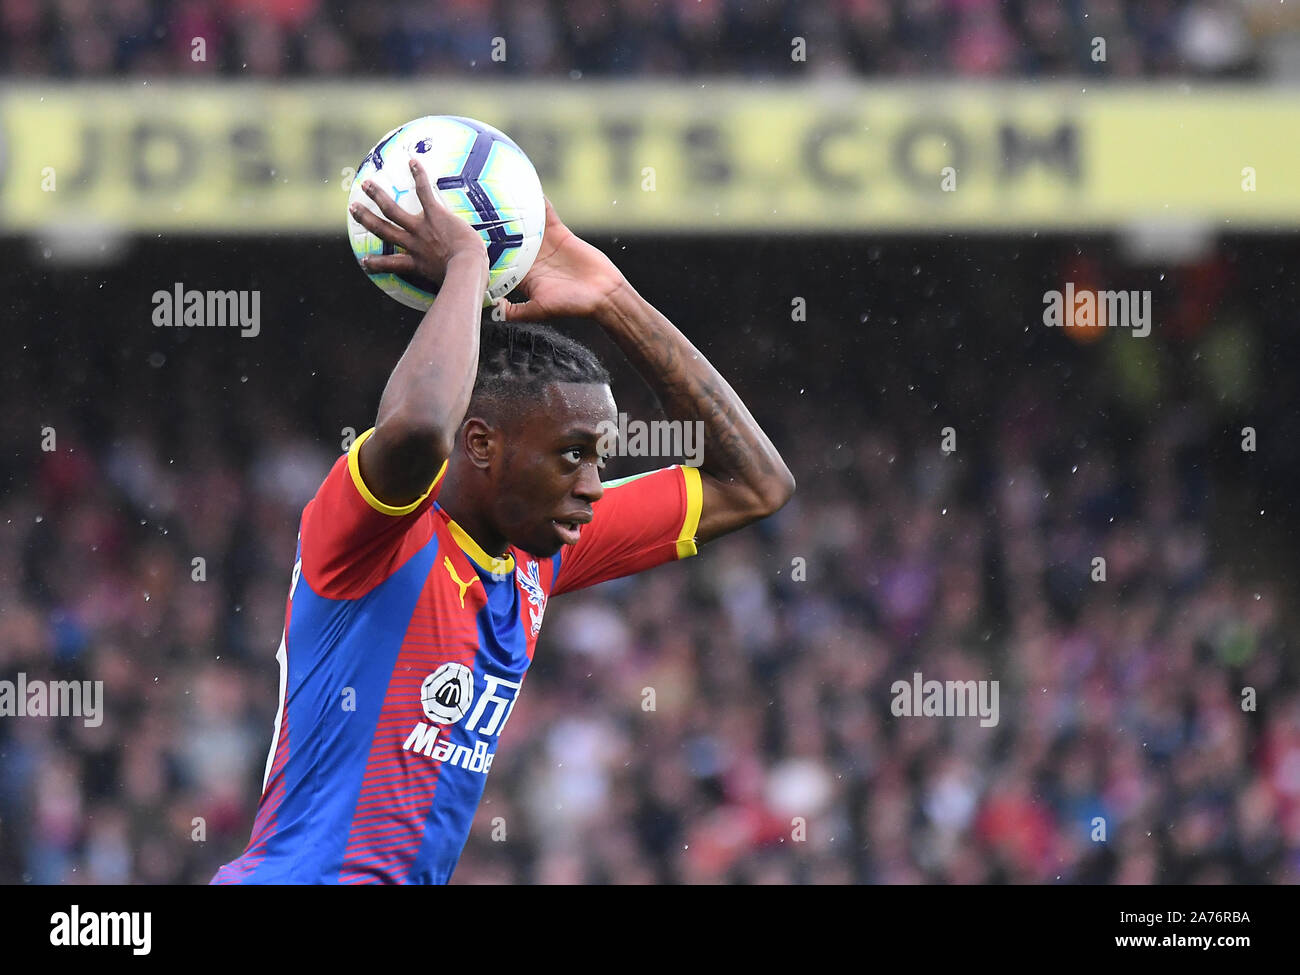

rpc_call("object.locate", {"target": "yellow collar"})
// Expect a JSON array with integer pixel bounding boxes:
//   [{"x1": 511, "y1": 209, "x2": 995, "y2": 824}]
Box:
[{"x1": 443, "y1": 513, "x2": 515, "y2": 577}]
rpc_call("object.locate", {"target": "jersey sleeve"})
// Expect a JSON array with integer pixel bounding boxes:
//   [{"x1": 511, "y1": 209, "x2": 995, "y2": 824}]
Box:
[
  {"x1": 551, "y1": 465, "x2": 702, "y2": 596},
  {"x1": 298, "y1": 427, "x2": 447, "y2": 600}
]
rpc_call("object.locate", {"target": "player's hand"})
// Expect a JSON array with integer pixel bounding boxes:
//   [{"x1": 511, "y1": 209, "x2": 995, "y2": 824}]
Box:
[
  {"x1": 351, "y1": 158, "x2": 487, "y2": 283},
  {"x1": 495, "y1": 199, "x2": 627, "y2": 323}
]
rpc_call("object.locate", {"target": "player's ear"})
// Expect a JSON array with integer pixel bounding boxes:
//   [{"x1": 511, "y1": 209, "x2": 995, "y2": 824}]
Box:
[{"x1": 461, "y1": 417, "x2": 496, "y2": 470}]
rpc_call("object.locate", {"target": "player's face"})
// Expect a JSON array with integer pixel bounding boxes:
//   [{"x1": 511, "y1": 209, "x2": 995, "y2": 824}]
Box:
[{"x1": 494, "y1": 381, "x2": 616, "y2": 558}]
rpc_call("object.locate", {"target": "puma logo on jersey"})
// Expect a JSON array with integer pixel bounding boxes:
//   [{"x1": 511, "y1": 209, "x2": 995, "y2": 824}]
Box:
[{"x1": 443, "y1": 556, "x2": 479, "y2": 608}]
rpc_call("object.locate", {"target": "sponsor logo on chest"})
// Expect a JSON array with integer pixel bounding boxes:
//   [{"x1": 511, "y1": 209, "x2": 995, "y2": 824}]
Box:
[{"x1": 402, "y1": 662, "x2": 522, "y2": 775}]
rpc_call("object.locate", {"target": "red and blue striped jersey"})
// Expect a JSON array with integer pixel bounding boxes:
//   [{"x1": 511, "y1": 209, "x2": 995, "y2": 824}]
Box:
[{"x1": 212, "y1": 428, "x2": 701, "y2": 884}]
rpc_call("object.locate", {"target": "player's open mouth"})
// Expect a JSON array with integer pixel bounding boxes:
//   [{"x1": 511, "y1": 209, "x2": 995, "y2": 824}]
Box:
[{"x1": 551, "y1": 520, "x2": 583, "y2": 545}]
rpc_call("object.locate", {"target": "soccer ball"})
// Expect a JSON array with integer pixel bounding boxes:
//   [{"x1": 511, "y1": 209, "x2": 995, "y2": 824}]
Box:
[{"x1": 346, "y1": 116, "x2": 545, "y2": 310}]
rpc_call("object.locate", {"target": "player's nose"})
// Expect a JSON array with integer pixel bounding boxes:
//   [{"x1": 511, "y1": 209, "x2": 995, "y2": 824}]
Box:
[{"x1": 573, "y1": 463, "x2": 603, "y2": 504}]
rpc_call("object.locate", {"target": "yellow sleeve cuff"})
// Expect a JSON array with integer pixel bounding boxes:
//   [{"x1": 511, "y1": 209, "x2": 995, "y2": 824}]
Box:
[
  {"x1": 676, "y1": 465, "x2": 703, "y2": 559},
  {"x1": 347, "y1": 427, "x2": 447, "y2": 516}
]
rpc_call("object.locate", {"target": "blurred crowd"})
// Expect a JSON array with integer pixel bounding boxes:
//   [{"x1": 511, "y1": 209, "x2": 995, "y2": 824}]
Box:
[
  {"x1": 2, "y1": 0, "x2": 1298, "y2": 79},
  {"x1": 0, "y1": 232, "x2": 1296, "y2": 885},
  {"x1": 456, "y1": 383, "x2": 1297, "y2": 884}
]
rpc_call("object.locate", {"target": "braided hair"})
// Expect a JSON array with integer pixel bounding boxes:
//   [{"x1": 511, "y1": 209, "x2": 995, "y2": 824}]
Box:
[{"x1": 468, "y1": 320, "x2": 610, "y2": 424}]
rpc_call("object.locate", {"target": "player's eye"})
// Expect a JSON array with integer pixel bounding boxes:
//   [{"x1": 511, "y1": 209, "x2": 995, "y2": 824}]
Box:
[
  {"x1": 596, "y1": 452, "x2": 608, "y2": 470},
  {"x1": 563, "y1": 447, "x2": 583, "y2": 465}
]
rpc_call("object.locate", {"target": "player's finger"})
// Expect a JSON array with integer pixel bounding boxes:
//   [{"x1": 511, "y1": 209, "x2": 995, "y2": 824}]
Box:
[
  {"x1": 360, "y1": 253, "x2": 417, "y2": 275},
  {"x1": 361, "y1": 178, "x2": 419, "y2": 233},
  {"x1": 542, "y1": 196, "x2": 562, "y2": 228},
  {"x1": 409, "y1": 157, "x2": 444, "y2": 216},
  {"x1": 350, "y1": 201, "x2": 413, "y2": 250},
  {"x1": 495, "y1": 298, "x2": 539, "y2": 322}
]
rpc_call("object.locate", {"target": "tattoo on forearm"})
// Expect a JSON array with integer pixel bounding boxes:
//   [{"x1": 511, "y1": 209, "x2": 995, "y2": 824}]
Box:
[{"x1": 613, "y1": 323, "x2": 778, "y2": 481}]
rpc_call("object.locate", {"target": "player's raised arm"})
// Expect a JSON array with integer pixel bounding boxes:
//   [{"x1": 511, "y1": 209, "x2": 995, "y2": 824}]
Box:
[
  {"x1": 347, "y1": 159, "x2": 489, "y2": 508},
  {"x1": 498, "y1": 201, "x2": 795, "y2": 544}
]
